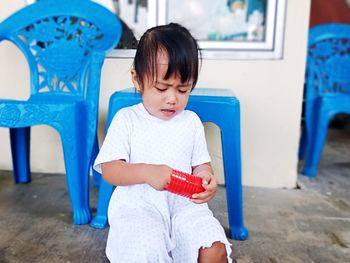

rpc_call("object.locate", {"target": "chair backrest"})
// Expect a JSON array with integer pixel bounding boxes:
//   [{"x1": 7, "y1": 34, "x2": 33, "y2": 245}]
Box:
[
  {"x1": 0, "y1": 0, "x2": 121, "y2": 99},
  {"x1": 306, "y1": 24, "x2": 350, "y2": 99}
]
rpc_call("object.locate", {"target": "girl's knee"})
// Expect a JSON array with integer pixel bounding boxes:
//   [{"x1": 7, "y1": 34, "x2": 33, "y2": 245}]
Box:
[{"x1": 198, "y1": 241, "x2": 228, "y2": 263}]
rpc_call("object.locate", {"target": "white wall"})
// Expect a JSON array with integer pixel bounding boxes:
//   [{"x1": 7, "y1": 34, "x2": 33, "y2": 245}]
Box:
[{"x1": 0, "y1": 0, "x2": 311, "y2": 188}]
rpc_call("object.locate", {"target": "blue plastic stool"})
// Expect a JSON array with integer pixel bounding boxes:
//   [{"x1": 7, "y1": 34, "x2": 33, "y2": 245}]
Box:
[
  {"x1": 91, "y1": 88, "x2": 248, "y2": 240},
  {"x1": 298, "y1": 24, "x2": 350, "y2": 177}
]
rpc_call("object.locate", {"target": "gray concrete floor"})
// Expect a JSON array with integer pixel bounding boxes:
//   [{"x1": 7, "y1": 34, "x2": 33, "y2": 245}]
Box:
[{"x1": 0, "y1": 129, "x2": 349, "y2": 263}]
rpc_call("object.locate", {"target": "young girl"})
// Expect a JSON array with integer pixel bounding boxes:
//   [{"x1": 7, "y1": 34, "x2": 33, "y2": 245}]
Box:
[{"x1": 94, "y1": 23, "x2": 232, "y2": 263}]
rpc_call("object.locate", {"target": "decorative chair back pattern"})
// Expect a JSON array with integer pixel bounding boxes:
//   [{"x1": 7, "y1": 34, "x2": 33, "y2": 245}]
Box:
[
  {"x1": 307, "y1": 24, "x2": 350, "y2": 99},
  {"x1": 0, "y1": 0, "x2": 119, "y2": 98}
]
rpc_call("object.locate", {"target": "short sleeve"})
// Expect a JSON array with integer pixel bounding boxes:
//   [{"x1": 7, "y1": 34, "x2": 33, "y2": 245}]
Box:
[
  {"x1": 93, "y1": 109, "x2": 131, "y2": 173},
  {"x1": 191, "y1": 113, "x2": 211, "y2": 167}
]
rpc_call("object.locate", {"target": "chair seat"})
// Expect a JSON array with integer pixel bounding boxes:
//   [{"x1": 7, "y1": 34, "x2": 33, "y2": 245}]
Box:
[
  {"x1": 91, "y1": 88, "x2": 249, "y2": 240},
  {"x1": 0, "y1": 99, "x2": 82, "y2": 128},
  {"x1": 316, "y1": 94, "x2": 350, "y2": 112},
  {"x1": 0, "y1": 96, "x2": 84, "y2": 105}
]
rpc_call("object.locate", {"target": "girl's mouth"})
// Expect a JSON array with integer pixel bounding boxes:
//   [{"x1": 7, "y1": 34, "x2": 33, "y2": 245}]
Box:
[{"x1": 161, "y1": 109, "x2": 176, "y2": 117}]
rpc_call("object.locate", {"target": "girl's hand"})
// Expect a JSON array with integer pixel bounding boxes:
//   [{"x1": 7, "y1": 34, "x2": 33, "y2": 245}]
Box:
[
  {"x1": 191, "y1": 171, "x2": 218, "y2": 204},
  {"x1": 145, "y1": 164, "x2": 172, "y2": 191}
]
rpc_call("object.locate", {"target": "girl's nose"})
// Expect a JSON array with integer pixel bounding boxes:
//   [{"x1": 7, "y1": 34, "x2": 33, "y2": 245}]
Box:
[{"x1": 166, "y1": 89, "x2": 177, "y2": 104}]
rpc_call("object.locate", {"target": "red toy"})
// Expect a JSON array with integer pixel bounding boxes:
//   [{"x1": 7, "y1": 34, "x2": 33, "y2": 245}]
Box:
[{"x1": 166, "y1": 169, "x2": 205, "y2": 198}]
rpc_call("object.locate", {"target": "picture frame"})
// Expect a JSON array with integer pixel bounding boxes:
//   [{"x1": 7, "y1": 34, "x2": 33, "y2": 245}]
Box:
[
  {"x1": 26, "y1": 0, "x2": 287, "y2": 60},
  {"x1": 110, "y1": 0, "x2": 287, "y2": 60}
]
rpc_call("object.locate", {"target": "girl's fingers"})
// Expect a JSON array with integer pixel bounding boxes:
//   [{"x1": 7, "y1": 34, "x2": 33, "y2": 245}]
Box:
[
  {"x1": 191, "y1": 174, "x2": 217, "y2": 203},
  {"x1": 201, "y1": 176, "x2": 211, "y2": 186},
  {"x1": 203, "y1": 181, "x2": 218, "y2": 193},
  {"x1": 203, "y1": 183, "x2": 216, "y2": 191},
  {"x1": 191, "y1": 196, "x2": 212, "y2": 204},
  {"x1": 191, "y1": 190, "x2": 215, "y2": 201}
]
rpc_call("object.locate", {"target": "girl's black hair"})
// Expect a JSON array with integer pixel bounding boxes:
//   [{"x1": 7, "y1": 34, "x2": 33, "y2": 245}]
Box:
[{"x1": 133, "y1": 23, "x2": 201, "y2": 90}]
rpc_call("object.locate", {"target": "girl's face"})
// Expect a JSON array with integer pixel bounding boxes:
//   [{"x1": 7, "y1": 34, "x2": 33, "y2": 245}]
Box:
[{"x1": 132, "y1": 52, "x2": 193, "y2": 121}]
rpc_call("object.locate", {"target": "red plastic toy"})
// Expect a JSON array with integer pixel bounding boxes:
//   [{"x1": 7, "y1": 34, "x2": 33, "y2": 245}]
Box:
[{"x1": 166, "y1": 169, "x2": 205, "y2": 198}]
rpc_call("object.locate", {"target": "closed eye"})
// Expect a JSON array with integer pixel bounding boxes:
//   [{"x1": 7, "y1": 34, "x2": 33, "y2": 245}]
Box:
[
  {"x1": 155, "y1": 86, "x2": 167, "y2": 92},
  {"x1": 179, "y1": 89, "x2": 189, "y2": 94},
  {"x1": 178, "y1": 85, "x2": 191, "y2": 94}
]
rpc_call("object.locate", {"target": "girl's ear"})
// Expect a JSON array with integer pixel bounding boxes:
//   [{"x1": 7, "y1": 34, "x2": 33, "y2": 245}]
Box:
[{"x1": 131, "y1": 69, "x2": 141, "y2": 92}]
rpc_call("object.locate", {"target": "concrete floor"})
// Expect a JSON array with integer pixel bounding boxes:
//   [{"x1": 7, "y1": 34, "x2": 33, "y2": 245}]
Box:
[{"x1": 0, "y1": 128, "x2": 349, "y2": 263}]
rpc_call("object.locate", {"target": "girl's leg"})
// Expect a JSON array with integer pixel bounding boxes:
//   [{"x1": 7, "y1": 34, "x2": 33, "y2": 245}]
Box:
[
  {"x1": 198, "y1": 241, "x2": 228, "y2": 263},
  {"x1": 171, "y1": 204, "x2": 232, "y2": 262},
  {"x1": 107, "y1": 199, "x2": 173, "y2": 263}
]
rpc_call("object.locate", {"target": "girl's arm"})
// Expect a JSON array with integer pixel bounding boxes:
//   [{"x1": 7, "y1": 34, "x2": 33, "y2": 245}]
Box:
[
  {"x1": 191, "y1": 162, "x2": 218, "y2": 204},
  {"x1": 101, "y1": 160, "x2": 172, "y2": 191}
]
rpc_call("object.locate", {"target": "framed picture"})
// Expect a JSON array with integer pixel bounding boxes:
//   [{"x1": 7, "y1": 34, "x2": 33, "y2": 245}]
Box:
[
  {"x1": 26, "y1": 0, "x2": 287, "y2": 60},
  {"x1": 110, "y1": 0, "x2": 287, "y2": 60}
]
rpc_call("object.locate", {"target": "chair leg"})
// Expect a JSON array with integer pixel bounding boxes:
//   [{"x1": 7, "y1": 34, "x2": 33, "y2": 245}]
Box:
[
  {"x1": 91, "y1": 134, "x2": 101, "y2": 187},
  {"x1": 90, "y1": 179, "x2": 114, "y2": 229},
  {"x1": 9, "y1": 127, "x2": 31, "y2": 183},
  {"x1": 302, "y1": 105, "x2": 332, "y2": 177},
  {"x1": 220, "y1": 107, "x2": 248, "y2": 240},
  {"x1": 60, "y1": 131, "x2": 92, "y2": 224}
]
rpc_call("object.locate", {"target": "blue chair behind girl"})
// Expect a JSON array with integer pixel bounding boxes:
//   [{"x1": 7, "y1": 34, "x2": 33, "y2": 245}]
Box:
[
  {"x1": 0, "y1": 0, "x2": 122, "y2": 224},
  {"x1": 91, "y1": 88, "x2": 249, "y2": 241},
  {"x1": 299, "y1": 24, "x2": 350, "y2": 176}
]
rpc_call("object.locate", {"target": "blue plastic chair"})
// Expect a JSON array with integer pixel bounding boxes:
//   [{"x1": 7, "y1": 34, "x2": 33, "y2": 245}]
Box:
[
  {"x1": 0, "y1": 0, "x2": 122, "y2": 224},
  {"x1": 299, "y1": 24, "x2": 350, "y2": 177},
  {"x1": 91, "y1": 88, "x2": 248, "y2": 240}
]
